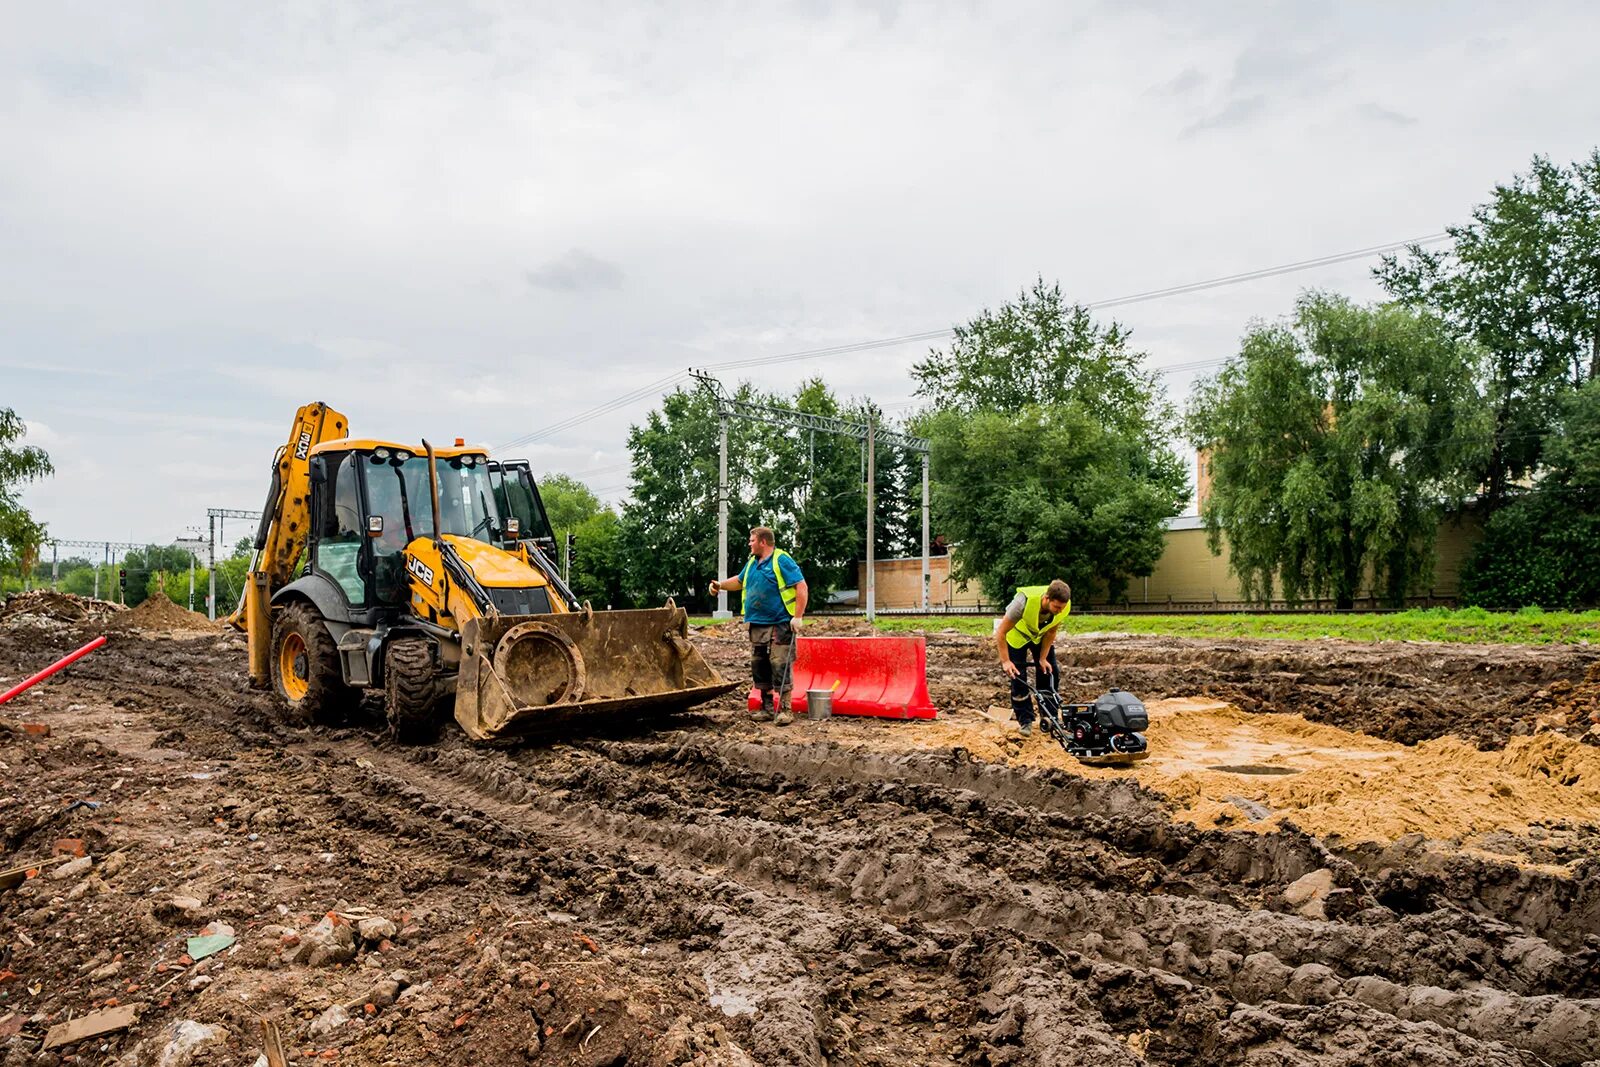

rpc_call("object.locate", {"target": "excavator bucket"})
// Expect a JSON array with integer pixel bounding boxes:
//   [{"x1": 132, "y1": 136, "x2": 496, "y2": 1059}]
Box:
[
  {"x1": 454, "y1": 604, "x2": 737, "y2": 741},
  {"x1": 747, "y1": 635, "x2": 939, "y2": 720}
]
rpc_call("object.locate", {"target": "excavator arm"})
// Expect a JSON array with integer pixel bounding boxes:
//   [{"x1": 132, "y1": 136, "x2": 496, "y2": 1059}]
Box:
[{"x1": 239, "y1": 402, "x2": 350, "y2": 688}]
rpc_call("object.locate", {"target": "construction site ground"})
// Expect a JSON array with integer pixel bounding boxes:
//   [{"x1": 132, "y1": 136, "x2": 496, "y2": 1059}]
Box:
[{"x1": 2, "y1": 602, "x2": 1599, "y2": 1066}]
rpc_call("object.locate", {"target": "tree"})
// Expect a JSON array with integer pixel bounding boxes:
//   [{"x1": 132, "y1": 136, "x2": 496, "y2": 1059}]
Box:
[
  {"x1": 912, "y1": 277, "x2": 1170, "y2": 443},
  {"x1": 119, "y1": 544, "x2": 199, "y2": 607},
  {"x1": 0, "y1": 408, "x2": 52, "y2": 584},
  {"x1": 1460, "y1": 376, "x2": 1600, "y2": 607},
  {"x1": 925, "y1": 406, "x2": 1185, "y2": 603},
  {"x1": 621, "y1": 383, "x2": 769, "y2": 610},
  {"x1": 0, "y1": 510, "x2": 47, "y2": 590},
  {"x1": 538, "y1": 474, "x2": 603, "y2": 537},
  {"x1": 1377, "y1": 150, "x2": 1600, "y2": 511},
  {"x1": 912, "y1": 280, "x2": 1185, "y2": 603},
  {"x1": 570, "y1": 509, "x2": 630, "y2": 608},
  {"x1": 1188, "y1": 293, "x2": 1492, "y2": 608}
]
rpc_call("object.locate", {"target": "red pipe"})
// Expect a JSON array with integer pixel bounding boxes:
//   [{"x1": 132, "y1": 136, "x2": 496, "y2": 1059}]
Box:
[{"x1": 0, "y1": 636, "x2": 108, "y2": 707}]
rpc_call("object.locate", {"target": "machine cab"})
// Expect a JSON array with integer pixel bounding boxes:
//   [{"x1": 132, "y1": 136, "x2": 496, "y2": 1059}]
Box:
[
  {"x1": 306, "y1": 440, "x2": 508, "y2": 615},
  {"x1": 485, "y1": 460, "x2": 557, "y2": 556}
]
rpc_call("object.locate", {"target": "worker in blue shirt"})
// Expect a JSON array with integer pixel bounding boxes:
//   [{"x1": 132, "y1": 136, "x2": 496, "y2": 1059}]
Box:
[{"x1": 709, "y1": 526, "x2": 809, "y2": 725}]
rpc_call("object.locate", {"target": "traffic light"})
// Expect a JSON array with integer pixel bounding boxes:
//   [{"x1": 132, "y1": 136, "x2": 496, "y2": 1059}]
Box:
[{"x1": 118, "y1": 568, "x2": 127, "y2": 591}]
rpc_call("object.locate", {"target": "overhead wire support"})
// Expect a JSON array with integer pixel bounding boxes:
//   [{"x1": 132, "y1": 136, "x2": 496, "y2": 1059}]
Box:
[
  {"x1": 691, "y1": 371, "x2": 932, "y2": 621},
  {"x1": 206, "y1": 508, "x2": 263, "y2": 621},
  {"x1": 45, "y1": 539, "x2": 148, "y2": 601}
]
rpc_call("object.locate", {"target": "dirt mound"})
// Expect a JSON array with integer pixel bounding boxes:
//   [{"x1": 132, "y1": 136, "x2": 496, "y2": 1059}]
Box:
[
  {"x1": 0, "y1": 589, "x2": 124, "y2": 628},
  {"x1": 105, "y1": 595, "x2": 221, "y2": 633}
]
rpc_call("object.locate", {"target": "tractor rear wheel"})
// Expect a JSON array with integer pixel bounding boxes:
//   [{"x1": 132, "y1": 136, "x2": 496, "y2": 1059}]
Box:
[
  {"x1": 270, "y1": 601, "x2": 358, "y2": 725},
  {"x1": 385, "y1": 637, "x2": 441, "y2": 744}
]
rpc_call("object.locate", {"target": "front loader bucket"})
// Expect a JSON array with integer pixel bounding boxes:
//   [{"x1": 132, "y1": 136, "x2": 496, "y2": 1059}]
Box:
[
  {"x1": 747, "y1": 635, "x2": 939, "y2": 720},
  {"x1": 454, "y1": 603, "x2": 737, "y2": 741}
]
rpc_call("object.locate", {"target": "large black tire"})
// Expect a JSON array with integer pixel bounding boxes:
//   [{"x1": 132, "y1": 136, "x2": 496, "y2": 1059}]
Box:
[
  {"x1": 385, "y1": 637, "x2": 441, "y2": 744},
  {"x1": 270, "y1": 601, "x2": 359, "y2": 726}
]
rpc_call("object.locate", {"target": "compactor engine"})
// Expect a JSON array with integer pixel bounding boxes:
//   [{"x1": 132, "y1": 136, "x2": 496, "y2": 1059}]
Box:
[{"x1": 239, "y1": 402, "x2": 734, "y2": 741}]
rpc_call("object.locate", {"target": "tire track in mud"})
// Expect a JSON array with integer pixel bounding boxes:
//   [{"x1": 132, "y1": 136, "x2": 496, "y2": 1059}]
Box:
[
  {"x1": 231, "y1": 723, "x2": 1598, "y2": 1066},
  {"x1": 27, "y1": 630, "x2": 1600, "y2": 1065}
]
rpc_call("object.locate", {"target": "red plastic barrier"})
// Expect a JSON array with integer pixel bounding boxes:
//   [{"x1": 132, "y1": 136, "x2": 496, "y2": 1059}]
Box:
[{"x1": 746, "y1": 635, "x2": 938, "y2": 719}]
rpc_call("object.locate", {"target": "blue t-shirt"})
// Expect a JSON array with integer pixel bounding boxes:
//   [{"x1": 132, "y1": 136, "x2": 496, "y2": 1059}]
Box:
[{"x1": 741, "y1": 551, "x2": 805, "y2": 625}]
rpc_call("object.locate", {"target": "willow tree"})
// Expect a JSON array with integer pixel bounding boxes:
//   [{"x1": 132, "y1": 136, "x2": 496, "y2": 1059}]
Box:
[{"x1": 1187, "y1": 293, "x2": 1491, "y2": 608}]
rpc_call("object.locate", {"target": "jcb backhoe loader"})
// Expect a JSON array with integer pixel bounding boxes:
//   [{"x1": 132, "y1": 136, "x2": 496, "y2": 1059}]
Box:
[{"x1": 238, "y1": 402, "x2": 734, "y2": 741}]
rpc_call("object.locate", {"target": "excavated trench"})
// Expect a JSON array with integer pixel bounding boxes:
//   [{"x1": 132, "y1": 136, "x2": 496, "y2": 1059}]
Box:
[{"x1": 1, "y1": 620, "x2": 1598, "y2": 1065}]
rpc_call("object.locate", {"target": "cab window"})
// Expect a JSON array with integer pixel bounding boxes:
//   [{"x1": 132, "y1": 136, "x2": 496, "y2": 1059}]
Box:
[{"x1": 315, "y1": 453, "x2": 367, "y2": 605}]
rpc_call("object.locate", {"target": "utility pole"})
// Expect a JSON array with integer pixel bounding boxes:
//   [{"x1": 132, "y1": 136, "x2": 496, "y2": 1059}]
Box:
[
  {"x1": 865, "y1": 413, "x2": 876, "y2": 623},
  {"x1": 715, "y1": 410, "x2": 731, "y2": 619},
  {"x1": 208, "y1": 512, "x2": 216, "y2": 619},
  {"x1": 693, "y1": 372, "x2": 928, "y2": 620},
  {"x1": 204, "y1": 508, "x2": 262, "y2": 620},
  {"x1": 43, "y1": 539, "x2": 144, "y2": 601},
  {"x1": 921, "y1": 453, "x2": 930, "y2": 611}
]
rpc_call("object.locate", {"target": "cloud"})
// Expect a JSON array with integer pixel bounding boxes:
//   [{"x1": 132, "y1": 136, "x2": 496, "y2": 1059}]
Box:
[
  {"x1": 1181, "y1": 94, "x2": 1269, "y2": 136},
  {"x1": 1157, "y1": 67, "x2": 1206, "y2": 96},
  {"x1": 4, "y1": 1, "x2": 1599, "y2": 539},
  {"x1": 525, "y1": 249, "x2": 625, "y2": 293},
  {"x1": 1358, "y1": 102, "x2": 1419, "y2": 127}
]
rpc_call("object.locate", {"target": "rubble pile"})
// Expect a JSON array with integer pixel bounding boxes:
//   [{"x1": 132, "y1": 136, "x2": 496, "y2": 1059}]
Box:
[{"x1": 0, "y1": 589, "x2": 124, "y2": 630}]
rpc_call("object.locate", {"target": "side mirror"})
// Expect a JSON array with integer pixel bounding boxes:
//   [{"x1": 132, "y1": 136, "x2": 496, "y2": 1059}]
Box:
[
  {"x1": 367, "y1": 515, "x2": 384, "y2": 538},
  {"x1": 505, "y1": 518, "x2": 520, "y2": 537},
  {"x1": 308, "y1": 456, "x2": 328, "y2": 484}
]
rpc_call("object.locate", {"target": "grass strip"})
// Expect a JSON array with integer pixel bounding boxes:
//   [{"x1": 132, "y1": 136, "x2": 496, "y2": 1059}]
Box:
[{"x1": 694, "y1": 607, "x2": 1600, "y2": 645}]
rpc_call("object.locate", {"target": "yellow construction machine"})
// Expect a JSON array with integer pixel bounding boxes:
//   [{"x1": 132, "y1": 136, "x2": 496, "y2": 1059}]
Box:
[{"x1": 237, "y1": 402, "x2": 734, "y2": 741}]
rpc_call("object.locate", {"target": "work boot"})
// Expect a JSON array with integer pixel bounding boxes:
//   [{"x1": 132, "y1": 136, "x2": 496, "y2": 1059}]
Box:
[
  {"x1": 752, "y1": 694, "x2": 775, "y2": 722},
  {"x1": 774, "y1": 710, "x2": 794, "y2": 727},
  {"x1": 1019, "y1": 721, "x2": 1034, "y2": 737}
]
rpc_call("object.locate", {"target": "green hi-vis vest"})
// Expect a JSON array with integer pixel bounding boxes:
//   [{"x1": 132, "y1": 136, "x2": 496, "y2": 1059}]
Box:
[
  {"x1": 1005, "y1": 585, "x2": 1071, "y2": 648},
  {"x1": 741, "y1": 549, "x2": 799, "y2": 617}
]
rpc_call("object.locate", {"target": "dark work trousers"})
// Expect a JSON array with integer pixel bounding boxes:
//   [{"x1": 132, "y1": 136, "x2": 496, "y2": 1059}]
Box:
[
  {"x1": 1008, "y1": 642, "x2": 1059, "y2": 727},
  {"x1": 749, "y1": 621, "x2": 796, "y2": 708}
]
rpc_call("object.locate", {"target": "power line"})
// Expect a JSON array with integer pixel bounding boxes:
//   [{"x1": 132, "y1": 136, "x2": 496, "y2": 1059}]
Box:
[{"x1": 492, "y1": 232, "x2": 1451, "y2": 452}]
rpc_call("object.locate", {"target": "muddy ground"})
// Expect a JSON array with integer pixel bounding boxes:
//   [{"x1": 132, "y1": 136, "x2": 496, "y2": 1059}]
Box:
[{"x1": 1, "y1": 611, "x2": 1598, "y2": 1066}]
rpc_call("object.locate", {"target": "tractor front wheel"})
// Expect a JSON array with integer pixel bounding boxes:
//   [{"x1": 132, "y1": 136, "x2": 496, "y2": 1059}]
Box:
[
  {"x1": 270, "y1": 601, "x2": 357, "y2": 725},
  {"x1": 385, "y1": 637, "x2": 441, "y2": 744}
]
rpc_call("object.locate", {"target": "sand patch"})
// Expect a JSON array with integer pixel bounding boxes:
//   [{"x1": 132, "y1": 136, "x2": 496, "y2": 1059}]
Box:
[{"x1": 823, "y1": 697, "x2": 1600, "y2": 863}]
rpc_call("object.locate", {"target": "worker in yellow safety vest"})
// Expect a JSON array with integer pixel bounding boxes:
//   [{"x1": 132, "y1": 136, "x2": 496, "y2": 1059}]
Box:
[
  {"x1": 709, "y1": 526, "x2": 809, "y2": 725},
  {"x1": 994, "y1": 579, "x2": 1072, "y2": 736}
]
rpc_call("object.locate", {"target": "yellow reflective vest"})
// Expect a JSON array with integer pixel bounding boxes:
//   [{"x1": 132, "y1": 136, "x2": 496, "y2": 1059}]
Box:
[
  {"x1": 740, "y1": 549, "x2": 799, "y2": 617},
  {"x1": 1005, "y1": 585, "x2": 1070, "y2": 649}
]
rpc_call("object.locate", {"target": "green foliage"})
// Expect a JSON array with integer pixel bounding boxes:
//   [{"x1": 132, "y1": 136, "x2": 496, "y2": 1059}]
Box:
[
  {"x1": 911, "y1": 278, "x2": 1169, "y2": 444},
  {"x1": 1188, "y1": 294, "x2": 1492, "y2": 608},
  {"x1": 622, "y1": 384, "x2": 770, "y2": 610},
  {"x1": 922, "y1": 405, "x2": 1186, "y2": 603},
  {"x1": 0, "y1": 408, "x2": 52, "y2": 581},
  {"x1": 619, "y1": 378, "x2": 928, "y2": 610},
  {"x1": 538, "y1": 474, "x2": 603, "y2": 536},
  {"x1": 912, "y1": 279, "x2": 1185, "y2": 602},
  {"x1": 1460, "y1": 376, "x2": 1600, "y2": 607},
  {"x1": 1377, "y1": 150, "x2": 1600, "y2": 509},
  {"x1": 118, "y1": 544, "x2": 202, "y2": 607},
  {"x1": 569, "y1": 509, "x2": 630, "y2": 608},
  {"x1": 875, "y1": 608, "x2": 1600, "y2": 645}
]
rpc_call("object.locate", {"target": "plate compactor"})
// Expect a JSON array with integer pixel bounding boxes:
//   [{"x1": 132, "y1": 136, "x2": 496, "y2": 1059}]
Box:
[{"x1": 1029, "y1": 678, "x2": 1151, "y2": 766}]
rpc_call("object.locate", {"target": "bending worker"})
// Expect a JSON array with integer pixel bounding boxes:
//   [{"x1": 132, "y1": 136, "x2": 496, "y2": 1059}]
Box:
[
  {"x1": 995, "y1": 579, "x2": 1072, "y2": 736},
  {"x1": 709, "y1": 526, "x2": 809, "y2": 726}
]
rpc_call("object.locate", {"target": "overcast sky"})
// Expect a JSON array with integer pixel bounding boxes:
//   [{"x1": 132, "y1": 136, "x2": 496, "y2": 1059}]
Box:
[{"x1": 5, "y1": 1, "x2": 1598, "y2": 550}]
